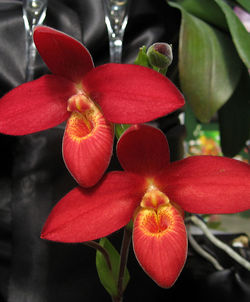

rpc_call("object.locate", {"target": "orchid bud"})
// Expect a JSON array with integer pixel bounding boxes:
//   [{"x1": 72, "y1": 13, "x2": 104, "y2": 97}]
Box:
[{"x1": 147, "y1": 43, "x2": 173, "y2": 70}]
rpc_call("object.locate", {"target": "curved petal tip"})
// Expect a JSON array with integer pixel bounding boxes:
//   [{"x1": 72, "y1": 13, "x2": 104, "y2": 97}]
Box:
[{"x1": 34, "y1": 26, "x2": 94, "y2": 83}]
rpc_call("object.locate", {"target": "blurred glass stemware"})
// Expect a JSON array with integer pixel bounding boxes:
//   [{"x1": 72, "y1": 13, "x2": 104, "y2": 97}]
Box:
[
  {"x1": 102, "y1": 0, "x2": 130, "y2": 63},
  {"x1": 23, "y1": 0, "x2": 48, "y2": 81}
]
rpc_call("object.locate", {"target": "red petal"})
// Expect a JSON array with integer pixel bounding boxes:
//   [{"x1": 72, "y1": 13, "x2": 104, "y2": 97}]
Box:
[
  {"x1": 133, "y1": 205, "x2": 187, "y2": 288},
  {"x1": 34, "y1": 26, "x2": 94, "y2": 83},
  {"x1": 157, "y1": 156, "x2": 250, "y2": 214},
  {"x1": 41, "y1": 172, "x2": 144, "y2": 243},
  {"x1": 117, "y1": 124, "x2": 170, "y2": 175},
  {"x1": 82, "y1": 63, "x2": 185, "y2": 123},
  {"x1": 0, "y1": 75, "x2": 74, "y2": 135},
  {"x1": 63, "y1": 110, "x2": 114, "y2": 187}
]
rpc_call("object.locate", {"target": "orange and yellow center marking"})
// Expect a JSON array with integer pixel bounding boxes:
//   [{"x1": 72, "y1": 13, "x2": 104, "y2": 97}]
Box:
[
  {"x1": 136, "y1": 206, "x2": 177, "y2": 237},
  {"x1": 66, "y1": 111, "x2": 95, "y2": 141},
  {"x1": 136, "y1": 185, "x2": 183, "y2": 237},
  {"x1": 66, "y1": 94, "x2": 111, "y2": 142}
]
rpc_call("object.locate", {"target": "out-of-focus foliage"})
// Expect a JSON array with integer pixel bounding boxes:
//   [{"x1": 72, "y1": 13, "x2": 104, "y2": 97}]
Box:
[{"x1": 168, "y1": 0, "x2": 250, "y2": 157}]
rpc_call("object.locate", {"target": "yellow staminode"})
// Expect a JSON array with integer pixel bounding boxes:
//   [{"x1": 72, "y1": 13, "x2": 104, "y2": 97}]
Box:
[
  {"x1": 67, "y1": 93, "x2": 92, "y2": 113},
  {"x1": 141, "y1": 187, "x2": 170, "y2": 209}
]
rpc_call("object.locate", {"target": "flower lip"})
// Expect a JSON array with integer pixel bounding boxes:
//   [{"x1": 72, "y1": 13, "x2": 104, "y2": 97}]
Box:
[
  {"x1": 66, "y1": 92, "x2": 110, "y2": 143},
  {"x1": 137, "y1": 205, "x2": 175, "y2": 236},
  {"x1": 62, "y1": 105, "x2": 114, "y2": 187},
  {"x1": 66, "y1": 93, "x2": 105, "y2": 142},
  {"x1": 66, "y1": 111, "x2": 94, "y2": 142},
  {"x1": 133, "y1": 203, "x2": 188, "y2": 288}
]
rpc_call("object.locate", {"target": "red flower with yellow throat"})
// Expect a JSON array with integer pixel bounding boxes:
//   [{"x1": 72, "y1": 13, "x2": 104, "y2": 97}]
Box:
[
  {"x1": 41, "y1": 124, "x2": 250, "y2": 288},
  {"x1": 0, "y1": 26, "x2": 184, "y2": 187}
]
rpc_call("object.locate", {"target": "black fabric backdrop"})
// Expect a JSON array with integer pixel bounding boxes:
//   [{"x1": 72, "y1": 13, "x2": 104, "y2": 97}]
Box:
[{"x1": 0, "y1": 1, "x2": 249, "y2": 301}]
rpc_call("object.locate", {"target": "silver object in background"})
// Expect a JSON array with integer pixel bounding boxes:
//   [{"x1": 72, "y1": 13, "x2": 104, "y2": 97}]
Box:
[
  {"x1": 23, "y1": 0, "x2": 48, "y2": 81},
  {"x1": 102, "y1": 0, "x2": 130, "y2": 63}
]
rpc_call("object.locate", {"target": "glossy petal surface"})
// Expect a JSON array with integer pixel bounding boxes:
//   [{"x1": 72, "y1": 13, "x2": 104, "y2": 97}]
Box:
[
  {"x1": 157, "y1": 156, "x2": 250, "y2": 214},
  {"x1": 41, "y1": 172, "x2": 144, "y2": 243},
  {"x1": 82, "y1": 63, "x2": 185, "y2": 124},
  {"x1": 0, "y1": 75, "x2": 73, "y2": 135},
  {"x1": 117, "y1": 124, "x2": 170, "y2": 176},
  {"x1": 133, "y1": 205, "x2": 187, "y2": 288},
  {"x1": 63, "y1": 110, "x2": 114, "y2": 187},
  {"x1": 34, "y1": 26, "x2": 94, "y2": 83}
]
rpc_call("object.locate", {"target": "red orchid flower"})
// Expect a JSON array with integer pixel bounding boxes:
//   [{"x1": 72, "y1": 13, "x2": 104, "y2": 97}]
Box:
[
  {"x1": 41, "y1": 124, "x2": 250, "y2": 288},
  {"x1": 0, "y1": 26, "x2": 184, "y2": 187}
]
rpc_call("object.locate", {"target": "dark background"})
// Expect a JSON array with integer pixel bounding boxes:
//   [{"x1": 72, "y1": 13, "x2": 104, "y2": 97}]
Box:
[{"x1": 0, "y1": 1, "x2": 249, "y2": 301}]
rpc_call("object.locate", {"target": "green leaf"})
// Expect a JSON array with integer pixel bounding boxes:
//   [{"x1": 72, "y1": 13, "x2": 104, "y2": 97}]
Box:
[
  {"x1": 168, "y1": 0, "x2": 228, "y2": 30},
  {"x1": 239, "y1": 210, "x2": 250, "y2": 219},
  {"x1": 96, "y1": 238, "x2": 130, "y2": 298},
  {"x1": 218, "y1": 67, "x2": 250, "y2": 157},
  {"x1": 115, "y1": 124, "x2": 131, "y2": 139},
  {"x1": 134, "y1": 46, "x2": 150, "y2": 67},
  {"x1": 236, "y1": 0, "x2": 250, "y2": 13},
  {"x1": 184, "y1": 102, "x2": 198, "y2": 141},
  {"x1": 214, "y1": 0, "x2": 250, "y2": 69},
  {"x1": 177, "y1": 9, "x2": 242, "y2": 122}
]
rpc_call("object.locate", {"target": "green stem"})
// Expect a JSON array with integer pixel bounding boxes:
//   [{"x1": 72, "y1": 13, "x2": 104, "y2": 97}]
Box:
[
  {"x1": 84, "y1": 241, "x2": 112, "y2": 270},
  {"x1": 113, "y1": 225, "x2": 132, "y2": 302}
]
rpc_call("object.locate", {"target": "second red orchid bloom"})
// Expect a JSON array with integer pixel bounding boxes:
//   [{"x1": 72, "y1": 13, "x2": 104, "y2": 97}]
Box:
[
  {"x1": 40, "y1": 124, "x2": 250, "y2": 288},
  {"x1": 0, "y1": 26, "x2": 184, "y2": 187}
]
